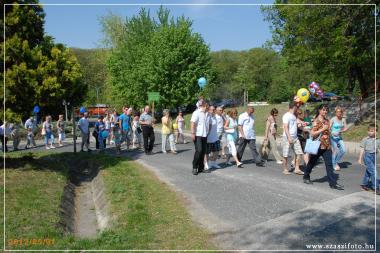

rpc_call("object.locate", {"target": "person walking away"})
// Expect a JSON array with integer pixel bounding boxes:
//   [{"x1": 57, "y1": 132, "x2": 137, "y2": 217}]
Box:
[
  {"x1": 24, "y1": 116, "x2": 36, "y2": 148},
  {"x1": 224, "y1": 109, "x2": 243, "y2": 167},
  {"x1": 161, "y1": 109, "x2": 177, "y2": 154},
  {"x1": 10, "y1": 123, "x2": 21, "y2": 151},
  {"x1": 330, "y1": 106, "x2": 348, "y2": 171},
  {"x1": 78, "y1": 112, "x2": 91, "y2": 152},
  {"x1": 98, "y1": 116, "x2": 107, "y2": 152},
  {"x1": 0, "y1": 122, "x2": 11, "y2": 152},
  {"x1": 110, "y1": 110, "x2": 118, "y2": 145},
  {"x1": 57, "y1": 114, "x2": 65, "y2": 147},
  {"x1": 175, "y1": 111, "x2": 187, "y2": 144},
  {"x1": 263, "y1": 108, "x2": 283, "y2": 164},
  {"x1": 42, "y1": 116, "x2": 55, "y2": 149},
  {"x1": 206, "y1": 106, "x2": 221, "y2": 169},
  {"x1": 104, "y1": 112, "x2": 112, "y2": 145},
  {"x1": 140, "y1": 105, "x2": 155, "y2": 155},
  {"x1": 190, "y1": 100, "x2": 210, "y2": 175},
  {"x1": 358, "y1": 124, "x2": 379, "y2": 194},
  {"x1": 303, "y1": 104, "x2": 343, "y2": 190},
  {"x1": 93, "y1": 116, "x2": 104, "y2": 150},
  {"x1": 119, "y1": 107, "x2": 132, "y2": 151},
  {"x1": 215, "y1": 106, "x2": 226, "y2": 159},
  {"x1": 113, "y1": 120, "x2": 122, "y2": 154},
  {"x1": 237, "y1": 103, "x2": 265, "y2": 167},
  {"x1": 132, "y1": 114, "x2": 142, "y2": 149},
  {"x1": 282, "y1": 102, "x2": 303, "y2": 175}
]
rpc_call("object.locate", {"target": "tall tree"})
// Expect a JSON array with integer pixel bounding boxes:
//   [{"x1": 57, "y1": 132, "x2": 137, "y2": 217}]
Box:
[
  {"x1": 102, "y1": 7, "x2": 213, "y2": 109},
  {"x1": 263, "y1": 0, "x2": 378, "y2": 97},
  {"x1": 2, "y1": 0, "x2": 85, "y2": 121}
]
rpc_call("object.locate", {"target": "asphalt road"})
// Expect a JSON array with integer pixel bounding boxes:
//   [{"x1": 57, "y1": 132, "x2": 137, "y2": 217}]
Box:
[{"x1": 9, "y1": 133, "x2": 379, "y2": 251}]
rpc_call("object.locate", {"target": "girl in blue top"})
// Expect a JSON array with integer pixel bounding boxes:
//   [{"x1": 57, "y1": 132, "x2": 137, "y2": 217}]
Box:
[
  {"x1": 224, "y1": 108, "x2": 243, "y2": 168},
  {"x1": 329, "y1": 106, "x2": 348, "y2": 171}
]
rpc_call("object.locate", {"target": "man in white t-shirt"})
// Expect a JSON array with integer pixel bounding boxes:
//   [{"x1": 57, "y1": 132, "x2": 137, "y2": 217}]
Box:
[
  {"x1": 237, "y1": 104, "x2": 265, "y2": 167},
  {"x1": 78, "y1": 112, "x2": 91, "y2": 152},
  {"x1": 282, "y1": 102, "x2": 303, "y2": 175},
  {"x1": 190, "y1": 100, "x2": 211, "y2": 175}
]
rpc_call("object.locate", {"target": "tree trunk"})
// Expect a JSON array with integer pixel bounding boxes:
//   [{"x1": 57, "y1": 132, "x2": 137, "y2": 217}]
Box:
[{"x1": 355, "y1": 66, "x2": 368, "y2": 98}]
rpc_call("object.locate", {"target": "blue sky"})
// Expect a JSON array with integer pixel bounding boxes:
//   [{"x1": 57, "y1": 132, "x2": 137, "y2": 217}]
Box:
[{"x1": 40, "y1": 0, "x2": 274, "y2": 51}]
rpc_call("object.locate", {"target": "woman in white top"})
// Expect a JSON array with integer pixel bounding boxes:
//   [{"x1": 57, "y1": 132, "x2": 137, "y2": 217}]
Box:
[
  {"x1": 175, "y1": 111, "x2": 187, "y2": 144},
  {"x1": 132, "y1": 114, "x2": 142, "y2": 149},
  {"x1": 224, "y1": 108, "x2": 243, "y2": 167}
]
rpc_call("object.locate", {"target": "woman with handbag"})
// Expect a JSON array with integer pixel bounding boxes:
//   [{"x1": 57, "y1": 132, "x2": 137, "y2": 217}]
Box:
[
  {"x1": 303, "y1": 104, "x2": 343, "y2": 190},
  {"x1": 263, "y1": 108, "x2": 283, "y2": 164}
]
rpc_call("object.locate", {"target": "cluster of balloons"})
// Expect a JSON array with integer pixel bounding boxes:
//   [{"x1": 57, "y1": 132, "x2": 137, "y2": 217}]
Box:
[
  {"x1": 293, "y1": 81, "x2": 325, "y2": 105},
  {"x1": 308, "y1": 81, "x2": 324, "y2": 98}
]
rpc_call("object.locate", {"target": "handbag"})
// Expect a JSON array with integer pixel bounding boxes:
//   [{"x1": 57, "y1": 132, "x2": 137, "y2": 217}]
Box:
[{"x1": 304, "y1": 134, "x2": 322, "y2": 155}]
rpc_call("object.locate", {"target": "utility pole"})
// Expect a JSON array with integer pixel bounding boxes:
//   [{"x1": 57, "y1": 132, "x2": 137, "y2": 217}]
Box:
[{"x1": 63, "y1": 100, "x2": 70, "y2": 122}]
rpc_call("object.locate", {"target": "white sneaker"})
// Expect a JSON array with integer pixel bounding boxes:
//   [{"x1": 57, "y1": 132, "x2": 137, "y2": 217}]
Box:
[
  {"x1": 277, "y1": 160, "x2": 283, "y2": 164},
  {"x1": 50, "y1": 146, "x2": 56, "y2": 149},
  {"x1": 204, "y1": 162, "x2": 209, "y2": 170},
  {"x1": 46, "y1": 146, "x2": 50, "y2": 150}
]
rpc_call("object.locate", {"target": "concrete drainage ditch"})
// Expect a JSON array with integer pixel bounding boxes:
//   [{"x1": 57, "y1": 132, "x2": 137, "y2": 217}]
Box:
[{"x1": 58, "y1": 159, "x2": 111, "y2": 239}]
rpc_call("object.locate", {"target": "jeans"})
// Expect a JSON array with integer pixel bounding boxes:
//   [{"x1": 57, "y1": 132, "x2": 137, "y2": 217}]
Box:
[
  {"x1": 81, "y1": 132, "x2": 89, "y2": 150},
  {"x1": 142, "y1": 126, "x2": 155, "y2": 153},
  {"x1": 362, "y1": 152, "x2": 377, "y2": 190},
  {"x1": 162, "y1": 133, "x2": 176, "y2": 152},
  {"x1": 303, "y1": 148, "x2": 337, "y2": 186},
  {"x1": 331, "y1": 138, "x2": 346, "y2": 168},
  {"x1": 193, "y1": 136, "x2": 207, "y2": 170},
  {"x1": 237, "y1": 138, "x2": 262, "y2": 164},
  {"x1": 27, "y1": 133, "x2": 36, "y2": 147},
  {"x1": 45, "y1": 131, "x2": 52, "y2": 145}
]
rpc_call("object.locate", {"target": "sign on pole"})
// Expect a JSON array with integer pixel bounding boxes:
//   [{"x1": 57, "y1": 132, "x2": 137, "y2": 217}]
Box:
[{"x1": 148, "y1": 92, "x2": 160, "y2": 102}]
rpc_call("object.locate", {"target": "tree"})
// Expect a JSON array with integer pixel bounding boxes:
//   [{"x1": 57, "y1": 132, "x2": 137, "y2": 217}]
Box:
[
  {"x1": 72, "y1": 48, "x2": 110, "y2": 106},
  {"x1": 263, "y1": 0, "x2": 378, "y2": 97},
  {"x1": 2, "y1": 0, "x2": 85, "y2": 121},
  {"x1": 101, "y1": 7, "x2": 213, "y2": 109}
]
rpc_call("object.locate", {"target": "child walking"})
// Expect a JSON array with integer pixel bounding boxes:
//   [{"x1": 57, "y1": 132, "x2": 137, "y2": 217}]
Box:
[{"x1": 358, "y1": 124, "x2": 379, "y2": 194}]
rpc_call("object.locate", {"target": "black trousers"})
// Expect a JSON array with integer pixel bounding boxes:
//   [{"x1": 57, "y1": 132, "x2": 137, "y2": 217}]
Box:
[
  {"x1": 193, "y1": 136, "x2": 207, "y2": 170},
  {"x1": 142, "y1": 126, "x2": 155, "y2": 152},
  {"x1": 1, "y1": 135, "x2": 8, "y2": 152},
  {"x1": 237, "y1": 138, "x2": 262, "y2": 163},
  {"x1": 303, "y1": 148, "x2": 337, "y2": 185},
  {"x1": 93, "y1": 132, "x2": 100, "y2": 149}
]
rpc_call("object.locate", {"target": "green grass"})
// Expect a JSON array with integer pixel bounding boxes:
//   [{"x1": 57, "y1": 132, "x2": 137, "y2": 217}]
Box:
[
  {"x1": 1, "y1": 152, "x2": 216, "y2": 250},
  {"x1": 342, "y1": 119, "x2": 379, "y2": 142}
]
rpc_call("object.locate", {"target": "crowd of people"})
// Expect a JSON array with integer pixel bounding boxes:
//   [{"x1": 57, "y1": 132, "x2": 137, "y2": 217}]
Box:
[
  {"x1": 188, "y1": 99, "x2": 378, "y2": 194},
  {"x1": 0, "y1": 99, "x2": 378, "y2": 193}
]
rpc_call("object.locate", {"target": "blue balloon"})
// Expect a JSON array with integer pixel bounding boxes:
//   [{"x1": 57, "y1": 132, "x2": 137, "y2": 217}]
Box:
[
  {"x1": 33, "y1": 105, "x2": 40, "y2": 113},
  {"x1": 198, "y1": 77, "x2": 207, "y2": 88},
  {"x1": 79, "y1": 107, "x2": 86, "y2": 113},
  {"x1": 102, "y1": 131, "x2": 109, "y2": 139}
]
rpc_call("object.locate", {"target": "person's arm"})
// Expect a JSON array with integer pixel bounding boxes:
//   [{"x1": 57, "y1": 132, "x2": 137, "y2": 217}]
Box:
[
  {"x1": 329, "y1": 117, "x2": 334, "y2": 132},
  {"x1": 162, "y1": 117, "x2": 168, "y2": 126},
  {"x1": 341, "y1": 118, "x2": 348, "y2": 132},
  {"x1": 190, "y1": 113, "x2": 198, "y2": 141},
  {"x1": 283, "y1": 123, "x2": 292, "y2": 143},
  {"x1": 310, "y1": 120, "x2": 328, "y2": 138},
  {"x1": 224, "y1": 117, "x2": 230, "y2": 129},
  {"x1": 358, "y1": 148, "x2": 364, "y2": 165},
  {"x1": 238, "y1": 115, "x2": 245, "y2": 139},
  {"x1": 264, "y1": 118, "x2": 271, "y2": 140},
  {"x1": 190, "y1": 121, "x2": 196, "y2": 141}
]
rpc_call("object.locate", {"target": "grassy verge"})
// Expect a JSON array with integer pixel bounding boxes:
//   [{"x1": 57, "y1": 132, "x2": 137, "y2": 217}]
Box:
[{"x1": 1, "y1": 152, "x2": 216, "y2": 250}]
